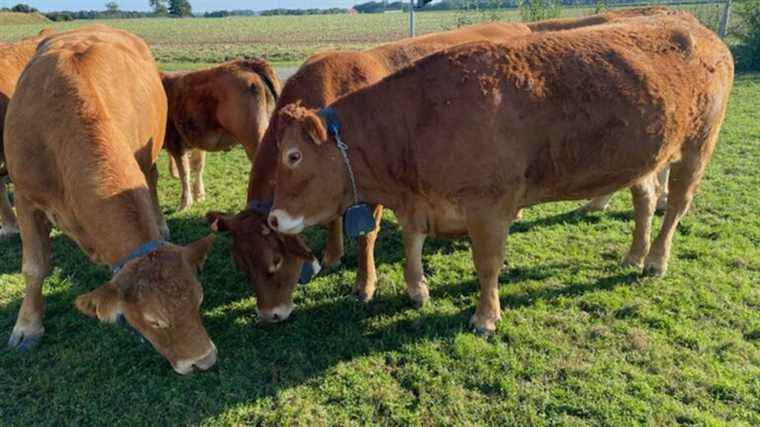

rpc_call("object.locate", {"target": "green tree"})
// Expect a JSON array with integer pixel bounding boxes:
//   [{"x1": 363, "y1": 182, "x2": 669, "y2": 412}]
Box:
[
  {"x1": 105, "y1": 1, "x2": 120, "y2": 13},
  {"x1": 149, "y1": 0, "x2": 168, "y2": 15},
  {"x1": 169, "y1": 0, "x2": 192, "y2": 17}
]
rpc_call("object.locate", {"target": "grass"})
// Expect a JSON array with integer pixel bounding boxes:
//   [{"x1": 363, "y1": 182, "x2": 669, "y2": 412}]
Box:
[
  {"x1": 0, "y1": 12, "x2": 49, "y2": 26},
  {"x1": 0, "y1": 5, "x2": 738, "y2": 65},
  {"x1": 0, "y1": 52, "x2": 757, "y2": 426}
]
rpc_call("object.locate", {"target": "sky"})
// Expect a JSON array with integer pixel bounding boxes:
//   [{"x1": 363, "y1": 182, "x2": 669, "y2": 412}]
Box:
[{"x1": 4, "y1": 1, "x2": 375, "y2": 12}]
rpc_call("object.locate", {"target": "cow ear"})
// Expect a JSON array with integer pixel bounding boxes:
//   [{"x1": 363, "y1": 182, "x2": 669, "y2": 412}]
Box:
[
  {"x1": 207, "y1": 211, "x2": 239, "y2": 234},
  {"x1": 280, "y1": 234, "x2": 315, "y2": 261},
  {"x1": 302, "y1": 113, "x2": 327, "y2": 146},
  {"x1": 75, "y1": 282, "x2": 122, "y2": 323},
  {"x1": 183, "y1": 234, "x2": 216, "y2": 270}
]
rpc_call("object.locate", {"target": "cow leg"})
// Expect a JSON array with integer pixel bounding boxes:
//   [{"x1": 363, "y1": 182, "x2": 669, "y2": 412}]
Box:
[
  {"x1": 353, "y1": 205, "x2": 383, "y2": 303},
  {"x1": 622, "y1": 175, "x2": 657, "y2": 267},
  {"x1": 168, "y1": 155, "x2": 180, "y2": 179},
  {"x1": 655, "y1": 166, "x2": 670, "y2": 214},
  {"x1": 8, "y1": 196, "x2": 52, "y2": 351},
  {"x1": 644, "y1": 133, "x2": 718, "y2": 277},
  {"x1": 0, "y1": 174, "x2": 19, "y2": 240},
  {"x1": 403, "y1": 229, "x2": 429, "y2": 307},
  {"x1": 321, "y1": 219, "x2": 344, "y2": 269},
  {"x1": 146, "y1": 163, "x2": 170, "y2": 240},
  {"x1": 467, "y1": 212, "x2": 510, "y2": 336},
  {"x1": 190, "y1": 150, "x2": 206, "y2": 203},
  {"x1": 579, "y1": 193, "x2": 614, "y2": 213},
  {"x1": 174, "y1": 151, "x2": 193, "y2": 211}
]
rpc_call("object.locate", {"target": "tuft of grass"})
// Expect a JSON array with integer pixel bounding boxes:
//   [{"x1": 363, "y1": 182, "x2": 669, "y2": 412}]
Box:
[{"x1": 0, "y1": 59, "x2": 758, "y2": 427}]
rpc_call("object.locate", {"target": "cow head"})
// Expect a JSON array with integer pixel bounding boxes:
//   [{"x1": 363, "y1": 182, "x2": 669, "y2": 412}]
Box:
[
  {"x1": 165, "y1": 59, "x2": 281, "y2": 150},
  {"x1": 75, "y1": 236, "x2": 218, "y2": 375},
  {"x1": 206, "y1": 210, "x2": 316, "y2": 322},
  {"x1": 267, "y1": 103, "x2": 349, "y2": 235}
]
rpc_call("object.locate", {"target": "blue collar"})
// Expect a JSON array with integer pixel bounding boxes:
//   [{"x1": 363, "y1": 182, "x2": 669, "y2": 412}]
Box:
[
  {"x1": 111, "y1": 240, "x2": 165, "y2": 275},
  {"x1": 247, "y1": 200, "x2": 273, "y2": 215},
  {"x1": 319, "y1": 106, "x2": 342, "y2": 137}
]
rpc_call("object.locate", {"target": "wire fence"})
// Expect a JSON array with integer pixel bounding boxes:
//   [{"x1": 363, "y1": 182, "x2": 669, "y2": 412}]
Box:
[{"x1": 446, "y1": 0, "x2": 736, "y2": 38}]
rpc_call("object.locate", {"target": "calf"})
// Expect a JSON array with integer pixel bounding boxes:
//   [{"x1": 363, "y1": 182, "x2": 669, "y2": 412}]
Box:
[
  {"x1": 4, "y1": 26, "x2": 217, "y2": 374},
  {"x1": 0, "y1": 28, "x2": 54, "y2": 240},
  {"x1": 162, "y1": 59, "x2": 281, "y2": 210},
  {"x1": 267, "y1": 14, "x2": 733, "y2": 334}
]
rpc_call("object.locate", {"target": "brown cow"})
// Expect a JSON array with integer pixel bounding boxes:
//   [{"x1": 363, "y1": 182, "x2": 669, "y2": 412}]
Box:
[
  {"x1": 207, "y1": 21, "x2": 533, "y2": 322},
  {"x1": 266, "y1": 14, "x2": 734, "y2": 334},
  {"x1": 161, "y1": 59, "x2": 281, "y2": 210},
  {"x1": 208, "y1": 9, "x2": 675, "y2": 323},
  {"x1": 0, "y1": 28, "x2": 54, "y2": 240},
  {"x1": 4, "y1": 26, "x2": 217, "y2": 374}
]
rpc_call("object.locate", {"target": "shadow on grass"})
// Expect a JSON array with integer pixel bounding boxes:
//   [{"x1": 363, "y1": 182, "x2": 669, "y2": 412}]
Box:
[{"x1": 0, "y1": 210, "x2": 642, "y2": 424}]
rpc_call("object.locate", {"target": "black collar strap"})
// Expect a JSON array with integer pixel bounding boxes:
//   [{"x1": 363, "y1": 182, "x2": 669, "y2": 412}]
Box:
[{"x1": 111, "y1": 240, "x2": 165, "y2": 275}]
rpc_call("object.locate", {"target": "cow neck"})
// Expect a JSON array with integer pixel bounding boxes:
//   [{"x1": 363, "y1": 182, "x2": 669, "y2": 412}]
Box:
[
  {"x1": 68, "y1": 140, "x2": 163, "y2": 268},
  {"x1": 328, "y1": 95, "x2": 415, "y2": 211}
]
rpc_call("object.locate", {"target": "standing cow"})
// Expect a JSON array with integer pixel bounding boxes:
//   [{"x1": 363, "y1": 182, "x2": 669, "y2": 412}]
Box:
[
  {"x1": 207, "y1": 20, "x2": 534, "y2": 322},
  {"x1": 208, "y1": 7, "x2": 678, "y2": 323},
  {"x1": 4, "y1": 26, "x2": 217, "y2": 374},
  {"x1": 162, "y1": 59, "x2": 281, "y2": 211},
  {"x1": 266, "y1": 15, "x2": 733, "y2": 334},
  {"x1": 0, "y1": 28, "x2": 54, "y2": 240}
]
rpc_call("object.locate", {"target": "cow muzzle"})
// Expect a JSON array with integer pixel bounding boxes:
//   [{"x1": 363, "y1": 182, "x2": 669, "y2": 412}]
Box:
[
  {"x1": 257, "y1": 303, "x2": 295, "y2": 323},
  {"x1": 268, "y1": 209, "x2": 304, "y2": 234},
  {"x1": 173, "y1": 342, "x2": 218, "y2": 375}
]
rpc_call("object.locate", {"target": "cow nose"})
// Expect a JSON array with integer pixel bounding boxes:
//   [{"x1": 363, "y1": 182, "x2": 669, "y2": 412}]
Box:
[
  {"x1": 268, "y1": 214, "x2": 278, "y2": 230},
  {"x1": 192, "y1": 343, "x2": 217, "y2": 371}
]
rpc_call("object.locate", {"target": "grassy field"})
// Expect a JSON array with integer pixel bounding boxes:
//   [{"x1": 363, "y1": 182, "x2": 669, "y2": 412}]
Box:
[
  {"x1": 0, "y1": 31, "x2": 757, "y2": 424},
  {"x1": 0, "y1": 12, "x2": 49, "y2": 26},
  {"x1": 0, "y1": 5, "x2": 736, "y2": 68}
]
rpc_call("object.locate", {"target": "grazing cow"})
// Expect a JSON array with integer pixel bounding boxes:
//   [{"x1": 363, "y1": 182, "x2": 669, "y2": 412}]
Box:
[
  {"x1": 161, "y1": 59, "x2": 281, "y2": 210},
  {"x1": 207, "y1": 20, "x2": 533, "y2": 322},
  {"x1": 0, "y1": 28, "x2": 54, "y2": 240},
  {"x1": 266, "y1": 14, "x2": 734, "y2": 334},
  {"x1": 4, "y1": 26, "x2": 217, "y2": 374},
  {"x1": 208, "y1": 9, "x2": 675, "y2": 323}
]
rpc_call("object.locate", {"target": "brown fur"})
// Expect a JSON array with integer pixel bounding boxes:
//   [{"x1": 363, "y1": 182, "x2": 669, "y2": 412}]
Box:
[
  {"x1": 3, "y1": 26, "x2": 217, "y2": 374},
  {"x1": 162, "y1": 59, "x2": 281, "y2": 210},
  {"x1": 214, "y1": 10, "x2": 678, "y2": 322},
  {"x1": 211, "y1": 21, "x2": 533, "y2": 321},
  {"x1": 269, "y1": 14, "x2": 734, "y2": 333},
  {"x1": 0, "y1": 28, "x2": 54, "y2": 239}
]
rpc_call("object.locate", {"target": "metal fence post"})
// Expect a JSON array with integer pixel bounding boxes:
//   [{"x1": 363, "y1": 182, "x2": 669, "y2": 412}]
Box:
[
  {"x1": 409, "y1": 0, "x2": 416, "y2": 37},
  {"x1": 719, "y1": 0, "x2": 732, "y2": 38}
]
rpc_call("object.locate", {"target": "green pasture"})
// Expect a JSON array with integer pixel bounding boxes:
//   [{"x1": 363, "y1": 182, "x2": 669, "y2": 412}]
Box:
[
  {"x1": 0, "y1": 10, "x2": 757, "y2": 425},
  {"x1": 0, "y1": 5, "x2": 737, "y2": 66}
]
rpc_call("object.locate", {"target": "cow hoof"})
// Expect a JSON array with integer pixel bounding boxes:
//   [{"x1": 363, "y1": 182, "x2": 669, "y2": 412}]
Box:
[
  {"x1": 178, "y1": 202, "x2": 192, "y2": 212},
  {"x1": 8, "y1": 329, "x2": 43, "y2": 352},
  {"x1": 0, "y1": 226, "x2": 20, "y2": 241},
  {"x1": 321, "y1": 253, "x2": 343, "y2": 270},
  {"x1": 353, "y1": 287, "x2": 376, "y2": 304},
  {"x1": 621, "y1": 253, "x2": 645, "y2": 268},
  {"x1": 193, "y1": 192, "x2": 206, "y2": 203},
  {"x1": 406, "y1": 282, "x2": 430, "y2": 308},
  {"x1": 655, "y1": 197, "x2": 668, "y2": 215},
  {"x1": 469, "y1": 313, "x2": 499, "y2": 336},
  {"x1": 643, "y1": 262, "x2": 667, "y2": 278}
]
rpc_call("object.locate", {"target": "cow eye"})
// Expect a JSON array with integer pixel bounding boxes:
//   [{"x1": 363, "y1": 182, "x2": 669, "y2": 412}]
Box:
[{"x1": 285, "y1": 148, "x2": 302, "y2": 168}]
